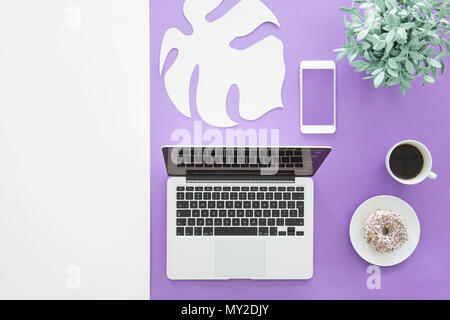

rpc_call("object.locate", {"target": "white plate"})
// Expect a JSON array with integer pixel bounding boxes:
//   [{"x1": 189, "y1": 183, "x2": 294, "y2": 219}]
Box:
[{"x1": 349, "y1": 195, "x2": 420, "y2": 267}]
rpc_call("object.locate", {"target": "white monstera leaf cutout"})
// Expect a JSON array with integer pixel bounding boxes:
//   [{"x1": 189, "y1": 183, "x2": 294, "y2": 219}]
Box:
[{"x1": 160, "y1": 0, "x2": 286, "y2": 127}]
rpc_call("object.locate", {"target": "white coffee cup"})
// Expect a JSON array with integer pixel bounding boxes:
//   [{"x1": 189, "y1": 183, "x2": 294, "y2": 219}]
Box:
[{"x1": 386, "y1": 140, "x2": 437, "y2": 185}]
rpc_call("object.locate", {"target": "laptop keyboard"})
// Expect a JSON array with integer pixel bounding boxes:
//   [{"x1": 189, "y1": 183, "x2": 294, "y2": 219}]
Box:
[{"x1": 175, "y1": 185, "x2": 305, "y2": 237}]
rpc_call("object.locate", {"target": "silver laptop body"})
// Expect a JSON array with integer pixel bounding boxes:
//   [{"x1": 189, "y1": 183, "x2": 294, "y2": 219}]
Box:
[{"x1": 163, "y1": 146, "x2": 331, "y2": 280}]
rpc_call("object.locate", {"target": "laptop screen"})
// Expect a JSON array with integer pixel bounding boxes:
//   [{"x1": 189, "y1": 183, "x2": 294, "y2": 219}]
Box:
[{"x1": 162, "y1": 146, "x2": 331, "y2": 177}]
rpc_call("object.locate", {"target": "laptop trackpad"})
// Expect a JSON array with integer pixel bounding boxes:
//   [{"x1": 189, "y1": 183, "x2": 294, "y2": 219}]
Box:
[{"x1": 215, "y1": 240, "x2": 265, "y2": 278}]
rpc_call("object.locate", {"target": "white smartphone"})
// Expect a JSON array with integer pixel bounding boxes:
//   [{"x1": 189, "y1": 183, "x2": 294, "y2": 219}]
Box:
[{"x1": 300, "y1": 60, "x2": 336, "y2": 134}]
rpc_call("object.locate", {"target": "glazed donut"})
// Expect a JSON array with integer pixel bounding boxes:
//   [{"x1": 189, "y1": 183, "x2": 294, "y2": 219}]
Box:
[{"x1": 364, "y1": 209, "x2": 408, "y2": 253}]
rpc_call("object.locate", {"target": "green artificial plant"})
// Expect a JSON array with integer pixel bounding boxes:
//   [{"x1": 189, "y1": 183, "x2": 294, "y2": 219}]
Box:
[{"x1": 335, "y1": 0, "x2": 450, "y2": 94}]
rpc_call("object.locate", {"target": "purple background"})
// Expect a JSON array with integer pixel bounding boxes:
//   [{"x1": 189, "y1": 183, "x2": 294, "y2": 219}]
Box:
[
  {"x1": 150, "y1": 0, "x2": 450, "y2": 299},
  {"x1": 303, "y1": 69, "x2": 334, "y2": 125}
]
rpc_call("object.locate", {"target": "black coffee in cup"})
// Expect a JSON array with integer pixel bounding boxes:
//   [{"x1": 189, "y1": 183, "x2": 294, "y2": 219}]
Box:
[{"x1": 389, "y1": 144, "x2": 424, "y2": 180}]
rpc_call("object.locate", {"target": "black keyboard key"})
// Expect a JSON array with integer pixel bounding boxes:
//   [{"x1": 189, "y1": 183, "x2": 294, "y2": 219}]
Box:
[
  {"x1": 226, "y1": 201, "x2": 233, "y2": 208},
  {"x1": 237, "y1": 210, "x2": 245, "y2": 217},
  {"x1": 176, "y1": 227, "x2": 184, "y2": 236},
  {"x1": 223, "y1": 187, "x2": 231, "y2": 191},
  {"x1": 241, "y1": 218, "x2": 249, "y2": 226},
  {"x1": 270, "y1": 227, "x2": 278, "y2": 236},
  {"x1": 279, "y1": 231, "x2": 286, "y2": 236},
  {"x1": 177, "y1": 201, "x2": 189, "y2": 209},
  {"x1": 194, "y1": 192, "x2": 202, "y2": 200},
  {"x1": 223, "y1": 218, "x2": 231, "y2": 226},
  {"x1": 269, "y1": 187, "x2": 277, "y2": 191},
  {"x1": 186, "y1": 187, "x2": 194, "y2": 191},
  {"x1": 286, "y1": 218, "x2": 304, "y2": 226},
  {"x1": 266, "y1": 193, "x2": 273, "y2": 200},
  {"x1": 293, "y1": 193, "x2": 304, "y2": 200},
  {"x1": 192, "y1": 210, "x2": 200, "y2": 217},
  {"x1": 250, "y1": 218, "x2": 258, "y2": 226},
  {"x1": 190, "y1": 201, "x2": 198, "y2": 209},
  {"x1": 239, "y1": 193, "x2": 247, "y2": 200},
  {"x1": 177, "y1": 187, "x2": 185, "y2": 191},
  {"x1": 206, "y1": 218, "x2": 213, "y2": 226},
  {"x1": 257, "y1": 193, "x2": 264, "y2": 200},
  {"x1": 268, "y1": 218, "x2": 275, "y2": 226},
  {"x1": 252, "y1": 201, "x2": 260, "y2": 208},
  {"x1": 210, "y1": 210, "x2": 218, "y2": 217},
  {"x1": 283, "y1": 193, "x2": 291, "y2": 200},
  {"x1": 204, "y1": 227, "x2": 213, "y2": 236},
  {"x1": 195, "y1": 187, "x2": 203, "y2": 191},
  {"x1": 287, "y1": 187, "x2": 295, "y2": 191},
  {"x1": 275, "y1": 193, "x2": 282, "y2": 200},
  {"x1": 227, "y1": 210, "x2": 236, "y2": 217},
  {"x1": 263, "y1": 210, "x2": 271, "y2": 217},
  {"x1": 296, "y1": 187, "x2": 304, "y2": 191},
  {"x1": 288, "y1": 201, "x2": 295, "y2": 208},
  {"x1": 270, "y1": 201, "x2": 277, "y2": 209},
  {"x1": 272, "y1": 210, "x2": 280, "y2": 217},
  {"x1": 276, "y1": 218, "x2": 284, "y2": 226},
  {"x1": 245, "y1": 210, "x2": 253, "y2": 217},
  {"x1": 212, "y1": 193, "x2": 220, "y2": 200},
  {"x1": 194, "y1": 227, "x2": 202, "y2": 236},
  {"x1": 297, "y1": 201, "x2": 304, "y2": 209},
  {"x1": 197, "y1": 218, "x2": 205, "y2": 226},
  {"x1": 201, "y1": 210, "x2": 208, "y2": 217},
  {"x1": 219, "y1": 210, "x2": 227, "y2": 217},
  {"x1": 288, "y1": 227, "x2": 295, "y2": 236},
  {"x1": 235, "y1": 201, "x2": 242, "y2": 208},
  {"x1": 261, "y1": 201, "x2": 269, "y2": 209},
  {"x1": 177, "y1": 219, "x2": 186, "y2": 226},
  {"x1": 205, "y1": 187, "x2": 213, "y2": 191},
  {"x1": 254, "y1": 210, "x2": 262, "y2": 217},
  {"x1": 199, "y1": 201, "x2": 207, "y2": 209},
  {"x1": 232, "y1": 218, "x2": 240, "y2": 226},
  {"x1": 214, "y1": 187, "x2": 221, "y2": 191},
  {"x1": 214, "y1": 218, "x2": 222, "y2": 226},
  {"x1": 281, "y1": 210, "x2": 289, "y2": 217},
  {"x1": 232, "y1": 187, "x2": 240, "y2": 191},
  {"x1": 185, "y1": 227, "x2": 193, "y2": 236},
  {"x1": 278, "y1": 187, "x2": 286, "y2": 191},
  {"x1": 279, "y1": 202, "x2": 287, "y2": 209},
  {"x1": 230, "y1": 192, "x2": 238, "y2": 200},
  {"x1": 251, "y1": 187, "x2": 258, "y2": 191},
  {"x1": 215, "y1": 227, "x2": 257, "y2": 236},
  {"x1": 221, "y1": 193, "x2": 229, "y2": 200},
  {"x1": 296, "y1": 231, "x2": 304, "y2": 236},
  {"x1": 188, "y1": 218, "x2": 196, "y2": 226},
  {"x1": 177, "y1": 193, "x2": 184, "y2": 200},
  {"x1": 243, "y1": 201, "x2": 251, "y2": 208},
  {"x1": 177, "y1": 210, "x2": 191, "y2": 217},
  {"x1": 248, "y1": 193, "x2": 256, "y2": 200},
  {"x1": 259, "y1": 227, "x2": 269, "y2": 236},
  {"x1": 204, "y1": 193, "x2": 211, "y2": 200},
  {"x1": 208, "y1": 201, "x2": 215, "y2": 208},
  {"x1": 259, "y1": 218, "x2": 267, "y2": 226},
  {"x1": 290, "y1": 210, "x2": 297, "y2": 217},
  {"x1": 186, "y1": 193, "x2": 193, "y2": 200}
]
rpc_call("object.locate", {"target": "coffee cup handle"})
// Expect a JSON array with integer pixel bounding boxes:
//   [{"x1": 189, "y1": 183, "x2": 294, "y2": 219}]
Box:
[{"x1": 428, "y1": 171, "x2": 438, "y2": 180}]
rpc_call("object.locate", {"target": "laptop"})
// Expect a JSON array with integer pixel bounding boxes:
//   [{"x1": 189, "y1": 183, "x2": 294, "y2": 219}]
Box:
[{"x1": 163, "y1": 146, "x2": 331, "y2": 280}]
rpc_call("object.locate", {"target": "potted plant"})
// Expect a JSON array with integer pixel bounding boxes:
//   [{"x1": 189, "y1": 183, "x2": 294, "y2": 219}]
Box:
[{"x1": 335, "y1": 0, "x2": 450, "y2": 94}]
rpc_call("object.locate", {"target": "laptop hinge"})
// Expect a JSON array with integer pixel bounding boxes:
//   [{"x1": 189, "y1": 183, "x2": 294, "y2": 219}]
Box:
[{"x1": 186, "y1": 171, "x2": 295, "y2": 183}]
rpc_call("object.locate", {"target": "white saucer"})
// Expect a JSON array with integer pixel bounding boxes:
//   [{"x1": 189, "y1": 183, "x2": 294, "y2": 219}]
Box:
[{"x1": 349, "y1": 195, "x2": 420, "y2": 267}]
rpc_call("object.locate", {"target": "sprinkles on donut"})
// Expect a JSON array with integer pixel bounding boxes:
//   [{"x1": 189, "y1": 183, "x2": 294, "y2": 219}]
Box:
[{"x1": 364, "y1": 209, "x2": 408, "y2": 253}]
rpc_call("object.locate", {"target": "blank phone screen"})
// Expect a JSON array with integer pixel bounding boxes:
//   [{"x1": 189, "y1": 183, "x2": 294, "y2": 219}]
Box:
[{"x1": 302, "y1": 69, "x2": 334, "y2": 125}]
